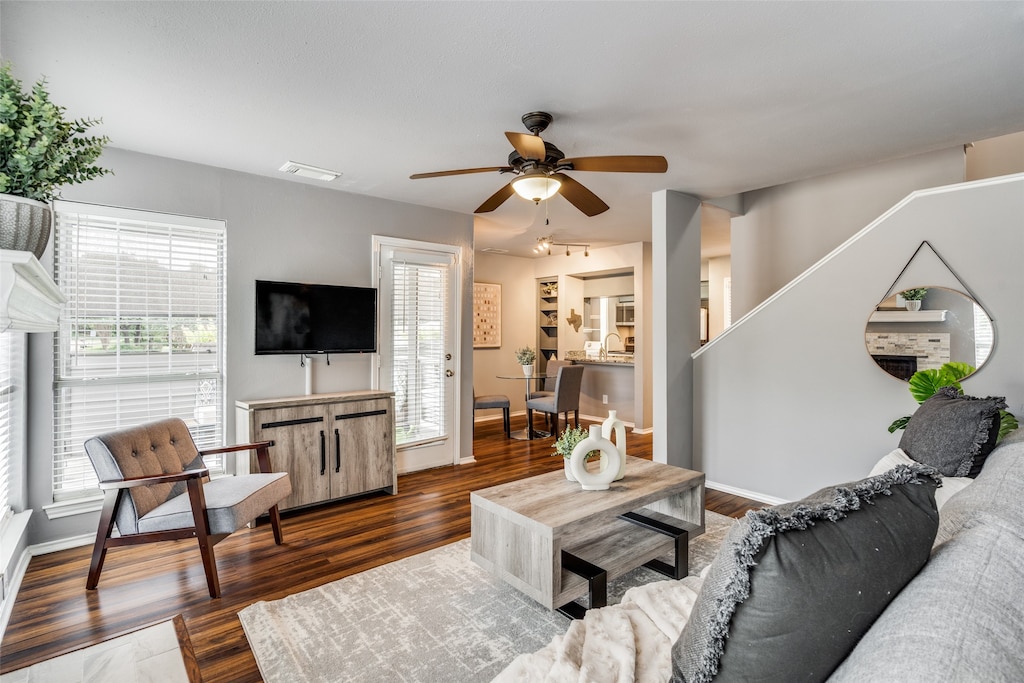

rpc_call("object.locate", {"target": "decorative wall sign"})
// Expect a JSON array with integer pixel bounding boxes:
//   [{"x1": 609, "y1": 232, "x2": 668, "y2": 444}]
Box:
[{"x1": 473, "y1": 282, "x2": 501, "y2": 348}]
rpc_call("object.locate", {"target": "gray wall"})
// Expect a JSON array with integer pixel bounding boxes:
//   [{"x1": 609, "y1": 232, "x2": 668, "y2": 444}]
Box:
[
  {"x1": 731, "y1": 147, "x2": 965, "y2": 318},
  {"x1": 694, "y1": 174, "x2": 1024, "y2": 502},
  {"x1": 27, "y1": 147, "x2": 474, "y2": 545}
]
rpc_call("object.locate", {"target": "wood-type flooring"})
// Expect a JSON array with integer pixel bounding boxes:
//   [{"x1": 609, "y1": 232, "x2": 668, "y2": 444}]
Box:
[{"x1": 1, "y1": 417, "x2": 760, "y2": 681}]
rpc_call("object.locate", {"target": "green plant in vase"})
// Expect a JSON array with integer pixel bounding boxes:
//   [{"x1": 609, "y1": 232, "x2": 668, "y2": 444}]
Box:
[
  {"x1": 899, "y1": 288, "x2": 928, "y2": 311},
  {"x1": 514, "y1": 346, "x2": 536, "y2": 376},
  {"x1": 0, "y1": 62, "x2": 112, "y2": 257}
]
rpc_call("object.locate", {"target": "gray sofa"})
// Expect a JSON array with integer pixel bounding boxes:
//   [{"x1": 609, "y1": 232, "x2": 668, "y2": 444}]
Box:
[{"x1": 829, "y1": 427, "x2": 1024, "y2": 681}]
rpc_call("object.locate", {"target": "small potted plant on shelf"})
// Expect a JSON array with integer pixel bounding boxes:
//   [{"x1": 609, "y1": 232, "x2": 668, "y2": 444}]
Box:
[
  {"x1": 899, "y1": 288, "x2": 928, "y2": 311},
  {"x1": 515, "y1": 346, "x2": 536, "y2": 376},
  {"x1": 0, "y1": 62, "x2": 112, "y2": 258}
]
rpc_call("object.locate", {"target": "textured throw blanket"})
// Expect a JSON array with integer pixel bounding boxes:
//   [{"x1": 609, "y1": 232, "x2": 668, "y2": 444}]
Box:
[{"x1": 493, "y1": 573, "x2": 706, "y2": 683}]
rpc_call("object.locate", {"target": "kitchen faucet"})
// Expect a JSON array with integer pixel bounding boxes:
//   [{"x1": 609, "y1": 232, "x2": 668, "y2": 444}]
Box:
[{"x1": 601, "y1": 332, "x2": 622, "y2": 360}]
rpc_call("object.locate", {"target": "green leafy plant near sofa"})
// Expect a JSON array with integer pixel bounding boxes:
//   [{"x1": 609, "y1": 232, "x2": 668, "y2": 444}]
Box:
[
  {"x1": 0, "y1": 61, "x2": 112, "y2": 201},
  {"x1": 552, "y1": 425, "x2": 599, "y2": 460},
  {"x1": 888, "y1": 362, "x2": 1018, "y2": 440}
]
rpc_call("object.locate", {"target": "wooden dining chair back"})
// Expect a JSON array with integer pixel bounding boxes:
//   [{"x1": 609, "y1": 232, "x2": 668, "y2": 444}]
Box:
[
  {"x1": 525, "y1": 364, "x2": 584, "y2": 439},
  {"x1": 83, "y1": 417, "x2": 291, "y2": 598}
]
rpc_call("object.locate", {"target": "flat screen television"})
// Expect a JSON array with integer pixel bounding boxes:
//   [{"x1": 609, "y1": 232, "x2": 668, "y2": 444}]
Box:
[{"x1": 255, "y1": 280, "x2": 377, "y2": 354}]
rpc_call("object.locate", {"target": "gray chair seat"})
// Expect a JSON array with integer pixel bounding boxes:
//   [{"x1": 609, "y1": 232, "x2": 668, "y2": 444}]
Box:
[
  {"x1": 474, "y1": 391, "x2": 511, "y2": 438},
  {"x1": 138, "y1": 471, "x2": 291, "y2": 535}
]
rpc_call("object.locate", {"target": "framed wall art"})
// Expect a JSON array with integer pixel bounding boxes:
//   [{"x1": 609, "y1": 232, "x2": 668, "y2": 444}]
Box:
[{"x1": 473, "y1": 282, "x2": 501, "y2": 348}]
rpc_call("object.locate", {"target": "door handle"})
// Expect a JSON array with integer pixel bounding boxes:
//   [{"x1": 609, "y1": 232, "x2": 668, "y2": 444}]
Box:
[
  {"x1": 445, "y1": 369, "x2": 454, "y2": 377},
  {"x1": 319, "y1": 430, "x2": 326, "y2": 476},
  {"x1": 445, "y1": 353, "x2": 452, "y2": 361},
  {"x1": 334, "y1": 428, "x2": 341, "y2": 473}
]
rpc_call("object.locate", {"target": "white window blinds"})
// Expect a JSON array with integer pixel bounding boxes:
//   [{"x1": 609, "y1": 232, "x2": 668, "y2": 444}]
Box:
[
  {"x1": 0, "y1": 332, "x2": 25, "y2": 522},
  {"x1": 389, "y1": 259, "x2": 448, "y2": 446},
  {"x1": 52, "y1": 202, "x2": 227, "y2": 500}
]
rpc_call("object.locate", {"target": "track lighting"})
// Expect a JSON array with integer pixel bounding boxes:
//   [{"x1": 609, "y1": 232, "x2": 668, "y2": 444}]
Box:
[{"x1": 534, "y1": 236, "x2": 590, "y2": 257}]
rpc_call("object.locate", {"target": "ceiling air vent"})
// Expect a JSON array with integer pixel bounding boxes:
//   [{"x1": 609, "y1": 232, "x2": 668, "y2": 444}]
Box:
[
  {"x1": 278, "y1": 161, "x2": 342, "y2": 182},
  {"x1": 481, "y1": 248, "x2": 509, "y2": 254}
]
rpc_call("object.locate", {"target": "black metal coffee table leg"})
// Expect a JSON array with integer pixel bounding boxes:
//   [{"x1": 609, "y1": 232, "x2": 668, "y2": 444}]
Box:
[
  {"x1": 556, "y1": 551, "x2": 607, "y2": 620},
  {"x1": 618, "y1": 511, "x2": 690, "y2": 579}
]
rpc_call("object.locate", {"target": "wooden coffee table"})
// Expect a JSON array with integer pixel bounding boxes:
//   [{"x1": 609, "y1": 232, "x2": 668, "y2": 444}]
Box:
[{"x1": 470, "y1": 456, "x2": 705, "y2": 617}]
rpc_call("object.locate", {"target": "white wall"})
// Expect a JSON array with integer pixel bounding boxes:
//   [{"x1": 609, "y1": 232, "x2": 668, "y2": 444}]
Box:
[
  {"x1": 694, "y1": 174, "x2": 1024, "y2": 502},
  {"x1": 707, "y1": 255, "x2": 731, "y2": 340},
  {"x1": 471, "y1": 251, "x2": 537, "y2": 416},
  {"x1": 26, "y1": 147, "x2": 474, "y2": 545},
  {"x1": 967, "y1": 131, "x2": 1024, "y2": 180},
  {"x1": 731, "y1": 147, "x2": 965, "y2": 318}
]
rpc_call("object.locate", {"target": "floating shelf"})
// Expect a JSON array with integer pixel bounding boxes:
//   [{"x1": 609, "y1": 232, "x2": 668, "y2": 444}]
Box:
[{"x1": 868, "y1": 310, "x2": 947, "y2": 323}]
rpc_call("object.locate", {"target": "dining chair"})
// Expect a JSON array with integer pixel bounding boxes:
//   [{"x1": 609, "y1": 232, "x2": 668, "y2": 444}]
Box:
[
  {"x1": 525, "y1": 364, "x2": 584, "y2": 440},
  {"x1": 529, "y1": 359, "x2": 569, "y2": 400},
  {"x1": 474, "y1": 390, "x2": 511, "y2": 438},
  {"x1": 83, "y1": 417, "x2": 291, "y2": 598}
]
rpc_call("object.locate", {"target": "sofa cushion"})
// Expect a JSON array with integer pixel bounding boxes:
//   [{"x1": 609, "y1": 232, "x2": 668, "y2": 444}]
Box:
[
  {"x1": 898, "y1": 386, "x2": 1005, "y2": 478},
  {"x1": 671, "y1": 465, "x2": 939, "y2": 683},
  {"x1": 870, "y1": 448, "x2": 972, "y2": 511},
  {"x1": 934, "y1": 427, "x2": 1024, "y2": 546},
  {"x1": 828, "y1": 519, "x2": 1024, "y2": 682}
]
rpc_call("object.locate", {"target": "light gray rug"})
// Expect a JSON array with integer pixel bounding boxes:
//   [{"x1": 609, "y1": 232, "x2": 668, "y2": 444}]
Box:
[{"x1": 238, "y1": 511, "x2": 735, "y2": 683}]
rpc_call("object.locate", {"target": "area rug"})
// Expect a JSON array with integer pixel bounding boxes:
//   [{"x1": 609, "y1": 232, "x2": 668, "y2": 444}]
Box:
[{"x1": 238, "y1": 511, "x2": 734, "y2": 683}]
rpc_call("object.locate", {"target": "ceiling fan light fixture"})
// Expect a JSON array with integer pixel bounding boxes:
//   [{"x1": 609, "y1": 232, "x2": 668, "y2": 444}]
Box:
[{"x1": 512, "y1": 174, "x2": 561, "y2": 203}]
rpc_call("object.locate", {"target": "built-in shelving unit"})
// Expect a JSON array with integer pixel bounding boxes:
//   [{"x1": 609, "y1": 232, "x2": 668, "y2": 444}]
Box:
[{"x1": 537, "y1": 277, "x2": 559, "y2": 374}]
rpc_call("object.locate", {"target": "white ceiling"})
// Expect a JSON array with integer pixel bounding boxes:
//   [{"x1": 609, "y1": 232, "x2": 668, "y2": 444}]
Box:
[{"x1": 4, "y1": 2, "x2": 1023, "y2": 258}]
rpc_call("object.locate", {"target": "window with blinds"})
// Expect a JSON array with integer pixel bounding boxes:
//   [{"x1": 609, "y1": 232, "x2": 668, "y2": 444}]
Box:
[
  {"x1": 0, "y1": 332, "x2": 25, "y2": 523},
  {"x1": 389, "y1": 260, "x2": 448, "y2": 446},
  {"x1": 52, "y1": 202, "x2": 226, "y2": 501}
]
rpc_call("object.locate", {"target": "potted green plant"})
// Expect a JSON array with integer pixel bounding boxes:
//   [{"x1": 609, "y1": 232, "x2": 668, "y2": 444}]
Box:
[
  {"x1": 899, "y1": 288, "x2": 928, "y2": 311},
  {"x1": 888, "y1": 361, "x2": 1018, "y2": 440},
  {"x1": 552, "y1": 425, "x2": 600, "y2": 481},
  {"x1": 514, "y1": 345, "x2": 536, "y2": 376},
  {"x1": 0, "y1": 62, "x2": 112, "y2": 258}
]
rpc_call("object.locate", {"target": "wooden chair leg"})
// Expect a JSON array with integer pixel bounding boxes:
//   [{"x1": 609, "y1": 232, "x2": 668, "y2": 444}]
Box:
[
  {"x1": 502, "y1": 407, "x2": 510, "y2": 438},
  {"x1": 86, "y1": 488, "x2": 123, "y2": 590},
  {"x1": 573, "y1": 410, "x2": 579, "y2": 428},
  {"x1": 269, "y1": 504, "x2": 285, "y2": 545},
  {"x1": 186, "y1": 477, "x2": 221, "y2": 598}
]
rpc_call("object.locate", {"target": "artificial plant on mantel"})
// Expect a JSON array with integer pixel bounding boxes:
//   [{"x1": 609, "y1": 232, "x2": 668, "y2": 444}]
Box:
[{"x1": 0, "y1": 62, "x2": 112, "y2": 258}]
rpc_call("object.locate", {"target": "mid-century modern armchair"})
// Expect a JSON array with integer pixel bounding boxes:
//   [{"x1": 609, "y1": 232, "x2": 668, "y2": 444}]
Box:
[{"x1": 83, "y1": 417, "x2": 291, "y2": 598}]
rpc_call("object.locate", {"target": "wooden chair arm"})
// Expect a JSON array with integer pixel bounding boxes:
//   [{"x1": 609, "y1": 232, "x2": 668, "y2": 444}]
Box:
[
  {"x1": 199, "y1": 440, "x2": 277, "y2": 474},
  {"x1": 98, "y1": 468, "x2": 210, "y2": 490},
  {"x1": 198, "y1": 440, "x2": 274, "y2": 456}
]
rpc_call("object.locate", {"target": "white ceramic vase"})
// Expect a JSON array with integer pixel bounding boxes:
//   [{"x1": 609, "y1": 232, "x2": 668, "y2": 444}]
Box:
[
  {"x1": 569, "y1": 425, "x2": 621, "y2": 491},
  {"x1": 905, "y1": 300, "x2": 922, "y2": 311},
  {"x1": 601, "y1": 410, "x2": 627, "y2": 481},
  {"x1": 522, "y1": 364, "x2": 534, "y2": 377},
  {"x1": 564, "y1": 458, "x2": 576, "y2": 481}
]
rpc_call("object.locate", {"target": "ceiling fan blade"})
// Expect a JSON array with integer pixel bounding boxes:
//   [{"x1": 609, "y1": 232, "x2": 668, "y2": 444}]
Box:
[
  {"x1": 553, "y1": 173, "x2": 610, "y2": 217},
  {"x1": 561, "y1": 155, "x2": 668, "y2": 173},
  {"x1": 475, "y1": 183, "x2": 516, "y2": 213},
  {"x1": 410, "y1": 166, "x2": 511, "y2": 179},
  {"x1": 505, "y1": 132, "x2": 547, "y2": 160}
]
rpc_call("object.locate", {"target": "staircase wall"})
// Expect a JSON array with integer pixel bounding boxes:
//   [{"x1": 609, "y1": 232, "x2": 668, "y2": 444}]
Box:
[{"x1": 693, "y1": 174, "x2": 1024, "y2": 502}]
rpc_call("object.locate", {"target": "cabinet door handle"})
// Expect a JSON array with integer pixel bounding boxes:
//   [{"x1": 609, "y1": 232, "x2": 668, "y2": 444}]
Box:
[
  {"x1": 334, "y1": 428, "x2": 341, "y2": 473},
  {"x1": 320, "y1": 430, "x2": 326, "y2": 476}
]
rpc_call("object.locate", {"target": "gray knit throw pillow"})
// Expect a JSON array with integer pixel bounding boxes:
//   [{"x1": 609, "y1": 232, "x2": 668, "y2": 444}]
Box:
[
  {"x1": 899, "y1": 386, "x2": 1005, "y2": 477},
  {"x1": 671, "y1": 464, "x2": 940, "y2": 683}
]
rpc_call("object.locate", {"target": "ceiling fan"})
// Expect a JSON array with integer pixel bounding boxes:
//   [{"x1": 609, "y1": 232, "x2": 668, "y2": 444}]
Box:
[{"x1": 410, "y1": 111, "x2": 668, "y2": 217}]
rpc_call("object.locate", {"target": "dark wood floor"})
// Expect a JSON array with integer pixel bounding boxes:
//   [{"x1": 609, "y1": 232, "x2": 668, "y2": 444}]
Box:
[{"x1": 0, "y1": 416, "x2": 760, "y2": 681}]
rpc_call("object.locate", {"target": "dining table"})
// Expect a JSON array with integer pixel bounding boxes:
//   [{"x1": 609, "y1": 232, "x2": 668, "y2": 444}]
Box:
[{"x1": 496, "y1": 373, "x2": 549, "y2": 440}]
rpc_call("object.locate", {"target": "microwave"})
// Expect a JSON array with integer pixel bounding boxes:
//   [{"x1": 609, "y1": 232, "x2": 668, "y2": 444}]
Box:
[{"x1": 616, "y1": 298, "x2": 634, "y2": 325}]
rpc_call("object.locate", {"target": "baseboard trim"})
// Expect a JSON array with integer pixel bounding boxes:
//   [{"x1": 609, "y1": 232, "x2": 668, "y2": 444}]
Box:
[
  {"x1": 706, "y1": 480, "x2": 788, "y2": 506},
  {"x1": 30, "y1": 532, "x2": 95, "y2": 557},
  {"x1": 0, "y1": 545, "x2": 31, "y2": 639}
]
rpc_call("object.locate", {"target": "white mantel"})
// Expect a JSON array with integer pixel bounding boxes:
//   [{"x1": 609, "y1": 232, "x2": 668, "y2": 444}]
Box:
[{"x1": 0, "y1": 250, "x2": 65, "y2": 332}]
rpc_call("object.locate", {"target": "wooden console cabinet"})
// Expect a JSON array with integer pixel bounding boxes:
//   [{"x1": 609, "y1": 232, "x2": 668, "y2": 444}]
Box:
[{"x1": 236, "y1": 391, "x2": 397, "y2": 511}]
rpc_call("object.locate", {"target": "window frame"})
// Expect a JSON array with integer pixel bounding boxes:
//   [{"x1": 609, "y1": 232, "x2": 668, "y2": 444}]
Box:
[{"x1": 51, "y1": 201, "x2": 227, "y2": 502}]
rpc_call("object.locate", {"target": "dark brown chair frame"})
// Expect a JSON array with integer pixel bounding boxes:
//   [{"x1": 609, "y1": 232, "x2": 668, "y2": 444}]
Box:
[{"x1": 86, "y1": 440, "x2": 284, "y2": 599}]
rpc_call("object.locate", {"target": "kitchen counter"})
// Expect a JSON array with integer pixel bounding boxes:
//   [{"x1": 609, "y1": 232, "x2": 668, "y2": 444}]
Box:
[
  {"x1": 563, "y1": 351, "x2": 635, "y2": 422},
  {"x1": 565, "y1": 350, "x2": 634, "y2": 365}
]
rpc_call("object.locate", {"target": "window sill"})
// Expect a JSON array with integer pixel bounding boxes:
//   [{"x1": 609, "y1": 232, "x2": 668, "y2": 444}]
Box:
[
  {"x1": 1, "y1": 510, "x2": 32, "y2": 571},
  {"x1": 43, "y1": 495, "x2": 104, "y2": 520}
]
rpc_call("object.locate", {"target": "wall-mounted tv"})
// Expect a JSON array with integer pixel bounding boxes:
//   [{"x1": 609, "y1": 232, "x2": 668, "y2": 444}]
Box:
[{"x1": 255, "y1": 280, "x2": 377, "y2": 355}]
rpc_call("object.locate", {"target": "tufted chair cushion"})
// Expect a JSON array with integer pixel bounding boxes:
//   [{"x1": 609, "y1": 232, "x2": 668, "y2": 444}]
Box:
[{"x1": 84, "y1": 418, "x2": 206, "y2": 535}]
